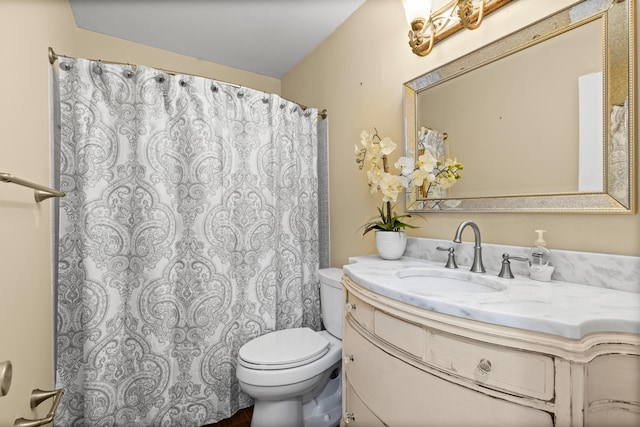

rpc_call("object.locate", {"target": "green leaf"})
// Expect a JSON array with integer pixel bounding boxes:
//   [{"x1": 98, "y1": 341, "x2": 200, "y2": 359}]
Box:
[{"x1": 360, "y1": 202, "x2": 419, "y2": 236}]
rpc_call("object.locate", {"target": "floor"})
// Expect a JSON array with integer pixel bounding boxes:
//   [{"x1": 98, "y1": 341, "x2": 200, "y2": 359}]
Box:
[{"x1": 203, "y1": 406, "x2": 253, "y2": 427}]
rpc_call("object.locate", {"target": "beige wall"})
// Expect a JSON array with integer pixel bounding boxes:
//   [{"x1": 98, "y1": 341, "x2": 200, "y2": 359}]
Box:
[
  {"x1": 282, "y1": 0, "x2": 640, "y2": 267},
  {"x1": 73, "y1": 30, "x2": 281, "y2": 96},
  {"x1": 0, "y1": 0, "x2": 637, "y2": 424},
  {"x1": 0, "y1": 1, "x2": 74, "y2": 423},
  {"x1": 0, "y1": 1, "x2": 277, "y2": 424}
]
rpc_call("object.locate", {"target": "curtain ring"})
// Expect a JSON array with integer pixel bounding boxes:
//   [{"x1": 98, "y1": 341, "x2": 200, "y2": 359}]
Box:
[
  {"x1": 211, "y1": 84, "x2": 218, "y2": 92},
  {"x1": 123, "y1": 69, "x2": 134, "y2": 78},
  {"x1": 179, "y1": 79, "x2": 188, "y2": 87},
  {"x1": 262, "y1": 98, "x2": 269, "y2": 104},
  {"x1": 155, "y1": 75, "x2": 166, "y2": 83},
  {"x1": 237, "y1": 92, "x2": 244, "y2": 98},
  {"x1": 59, "y1": 62, "x2": 72, "y2": 71},
  {"x1": 92, "y1": 61, "x2": 103, "y2": 75}
]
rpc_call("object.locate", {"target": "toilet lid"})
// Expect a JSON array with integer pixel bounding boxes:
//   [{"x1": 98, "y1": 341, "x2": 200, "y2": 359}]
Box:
[{"x1": 238, "y1": 327, "x2": 330, "y2": 370}]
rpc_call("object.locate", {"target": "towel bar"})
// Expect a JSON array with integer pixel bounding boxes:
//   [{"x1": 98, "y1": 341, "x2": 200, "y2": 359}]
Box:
[
  {"x1": 13, "y1": 388, "x2": 64, "y2": 427},
  {"x1": 0, "y1": 172, "x2": 65, "y2": 202}
]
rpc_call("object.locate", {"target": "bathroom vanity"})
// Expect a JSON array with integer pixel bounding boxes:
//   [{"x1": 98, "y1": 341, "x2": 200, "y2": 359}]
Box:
[{"x1": 340, "y1": 255, "x2": 640, "y2": 427}]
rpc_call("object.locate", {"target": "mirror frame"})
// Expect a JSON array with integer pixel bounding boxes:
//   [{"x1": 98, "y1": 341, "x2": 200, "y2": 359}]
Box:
[{"x1": 403, "y1": 0, "x2": 636, "y2": 213}]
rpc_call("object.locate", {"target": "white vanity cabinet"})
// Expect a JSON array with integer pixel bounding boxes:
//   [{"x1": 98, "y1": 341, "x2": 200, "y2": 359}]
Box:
[{"x1": 340, "y1": 275, "x2": 640, "y2": 427}]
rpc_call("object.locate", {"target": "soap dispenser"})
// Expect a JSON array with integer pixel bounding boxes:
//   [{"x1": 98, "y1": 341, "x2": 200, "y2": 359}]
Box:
[{"x1": 528, "y1": 229, "x2": 554, "y2": 282}]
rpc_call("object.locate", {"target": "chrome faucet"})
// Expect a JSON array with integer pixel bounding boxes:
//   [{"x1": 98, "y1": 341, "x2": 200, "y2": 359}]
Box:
[{"x1": 453, "y1": 220, "x2": 486, "y2": 273}]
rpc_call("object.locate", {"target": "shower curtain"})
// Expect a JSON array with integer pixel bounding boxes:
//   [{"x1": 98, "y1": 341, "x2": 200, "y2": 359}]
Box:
[{"x1": 53, "y1": 57, "x2": 322, "y2": 426}]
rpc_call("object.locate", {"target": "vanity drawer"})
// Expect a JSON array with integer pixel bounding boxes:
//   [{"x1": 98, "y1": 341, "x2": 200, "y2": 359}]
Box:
[
  {"x1": 374, "y1": 309, "x2": 425, "y2": 358},
  {"x1": 426, "y1": 329, "x2": 555, "y2": 401},
  {"x1": 344, "y1": 319, "x2": 554, "y2": 426},
  {"x1": 345, "y1": 291, "x2": 374, "y2": 332}
]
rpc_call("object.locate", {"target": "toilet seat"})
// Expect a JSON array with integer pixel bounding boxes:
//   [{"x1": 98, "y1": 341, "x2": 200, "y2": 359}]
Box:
[{"x1": 238, "y1": 327, "x2": 330, "y2": 370}]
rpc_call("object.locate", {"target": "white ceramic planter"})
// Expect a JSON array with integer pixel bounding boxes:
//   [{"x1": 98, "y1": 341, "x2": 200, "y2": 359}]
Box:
[{"x1": 375, "y1": 231, "x2": 407, "y2": 260}]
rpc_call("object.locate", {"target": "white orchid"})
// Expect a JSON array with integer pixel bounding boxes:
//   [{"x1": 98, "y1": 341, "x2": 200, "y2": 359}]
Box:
[
  {"x1": 355, "y1": 127, "x2": 464, "y2": 234},
  {"x1": 407, "y1": 168, "x2": 430, "y2": 187},
  {"x1": 366, "y1": 144, "x2": 382, "y2": 162},
  {"x1": 360, "y1": 130, "x2": 373, "y2": 149},
  {"x1": 379, "y1": 137, "x2": 396, "y2": 156},
  {"x1": 416, "y1": 151, "x2": 438, "y2": 173},
  {"x1": 380, "y1": 173, "x2": 411, "y2": 203},
  {"x1": 394, "y1": 156, "x2": 415, "y2": 175},
  {"x1": 367, "y1": 168, "x2": 382, "y2": 194}
]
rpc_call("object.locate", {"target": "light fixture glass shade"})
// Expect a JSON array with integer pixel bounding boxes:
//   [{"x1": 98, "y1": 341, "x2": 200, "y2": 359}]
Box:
[{"x1": 402, "y1": 0, "x2": 433, "y2": 26}]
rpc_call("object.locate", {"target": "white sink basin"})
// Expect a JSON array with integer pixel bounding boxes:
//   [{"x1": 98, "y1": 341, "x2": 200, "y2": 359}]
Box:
[{"x1": 396, "y1": 268, "x2": 506, "y2": 294}]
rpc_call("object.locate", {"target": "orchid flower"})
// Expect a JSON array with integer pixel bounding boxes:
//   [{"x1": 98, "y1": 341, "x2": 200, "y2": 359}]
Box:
[{"x1": 355, "y1": 127, "x2": 464, "y2": 234}]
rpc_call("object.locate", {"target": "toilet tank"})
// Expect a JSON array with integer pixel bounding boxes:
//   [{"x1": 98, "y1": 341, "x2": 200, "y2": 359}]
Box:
[{"x1": 319, "y1": 268, "x2": 344, "y2": 339}]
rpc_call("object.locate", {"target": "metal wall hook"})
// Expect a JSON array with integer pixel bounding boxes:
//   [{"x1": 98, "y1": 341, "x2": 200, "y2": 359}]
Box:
[
  {"x1": 0, "y1": 361, "x2": 11, "y2": 397},
  {"x1": 48, "y1": 46, "x2": 57, "y2": 64}
]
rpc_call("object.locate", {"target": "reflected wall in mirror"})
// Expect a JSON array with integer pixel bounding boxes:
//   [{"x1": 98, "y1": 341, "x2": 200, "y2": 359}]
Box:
[{"x1": 403, "y1": 0, "x2": 635, "y2": 213}]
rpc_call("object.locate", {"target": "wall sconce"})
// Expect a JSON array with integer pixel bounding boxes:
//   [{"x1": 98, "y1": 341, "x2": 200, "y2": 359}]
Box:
[{"x1": 402, "y1": 0, "x2": 513, "y2": 56}]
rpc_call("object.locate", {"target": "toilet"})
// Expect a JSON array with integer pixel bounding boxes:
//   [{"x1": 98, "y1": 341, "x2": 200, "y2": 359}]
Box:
[{"x1": 236, "y1": 267, "x2": 344, "y2": 427}]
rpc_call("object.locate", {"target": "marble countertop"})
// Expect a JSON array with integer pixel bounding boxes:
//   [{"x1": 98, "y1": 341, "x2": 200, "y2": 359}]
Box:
[{"x1": 343, "y1": 255, "x2": 640, "y2": 339}]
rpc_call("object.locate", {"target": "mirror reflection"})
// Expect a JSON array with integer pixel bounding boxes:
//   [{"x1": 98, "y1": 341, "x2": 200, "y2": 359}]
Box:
[{"x1": 404, "y1": 0, "x2": 635, "y2": 213}]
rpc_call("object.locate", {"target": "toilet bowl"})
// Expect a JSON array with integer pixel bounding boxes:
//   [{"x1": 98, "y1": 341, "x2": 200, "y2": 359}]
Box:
[{"x1": 236, "y1": 267, "x2": 344, "y2": 427}]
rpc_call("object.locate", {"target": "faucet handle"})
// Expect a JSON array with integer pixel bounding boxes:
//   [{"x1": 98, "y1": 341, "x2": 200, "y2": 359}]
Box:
[
  {"x1": 497, "y1": 253, "x2": 529, "y2": 279},
  {"x1": 436, "y1": 246, "x2": 458, "y2": 269}
]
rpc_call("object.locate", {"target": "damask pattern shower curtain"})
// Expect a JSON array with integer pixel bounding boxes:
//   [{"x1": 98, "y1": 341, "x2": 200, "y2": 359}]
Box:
[{"x1": 54, "y1": 58, "x2": 321, "y2": 426}]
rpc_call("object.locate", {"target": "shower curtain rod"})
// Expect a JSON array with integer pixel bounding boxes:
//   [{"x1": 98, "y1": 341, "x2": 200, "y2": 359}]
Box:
[{"x1": 48, "y1": 47, "x2": 327, "y2": 120}]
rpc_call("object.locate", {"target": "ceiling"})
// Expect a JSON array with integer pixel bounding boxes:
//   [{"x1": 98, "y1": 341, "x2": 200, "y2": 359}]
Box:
[{"x1": 68, "y1": 0, "x2": 366, "y2": 79}]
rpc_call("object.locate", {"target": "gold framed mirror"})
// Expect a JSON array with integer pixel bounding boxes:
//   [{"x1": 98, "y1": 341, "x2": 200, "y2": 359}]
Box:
[{"x1": 403, "y1": 0, "x2": 635, "y2": 213}]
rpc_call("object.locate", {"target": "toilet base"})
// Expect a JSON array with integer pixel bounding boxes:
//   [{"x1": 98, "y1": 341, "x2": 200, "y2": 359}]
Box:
[
  {"x1": 302, "y1": 364, "x2": 342, "y2": 427},
  {"x1": 249, "y1": 362, "x2": 342, "y2": 427},
  {"x1": 251, "y1": 399, "x2": 303, "y2": 427}
]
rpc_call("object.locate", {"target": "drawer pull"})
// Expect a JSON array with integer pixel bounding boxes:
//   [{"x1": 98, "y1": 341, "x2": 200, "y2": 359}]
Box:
[
  {"x1": 345, "y1": 303, "x2": 357, "y2": 312},
  {"x1": 344, "y1": 412, "x2": 356, "y2": 424},
  {"x1": 344, "y1": 354, "x2": 355, "y2": 364},
  {"x1": 477, "y1": 358, "x2": 492, "y2": 374}
]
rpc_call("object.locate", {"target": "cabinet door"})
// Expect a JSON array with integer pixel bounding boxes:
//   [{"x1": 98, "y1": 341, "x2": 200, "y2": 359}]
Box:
[
  {"x1": 343, "y1": 378, "x2": 386, "y2": 427},
  {"x1": 344, "y1": 321, "x2": 554, "y2": 427},
  {"x1": 585, "y1": 354, "x2": 640, "y2": 427}
]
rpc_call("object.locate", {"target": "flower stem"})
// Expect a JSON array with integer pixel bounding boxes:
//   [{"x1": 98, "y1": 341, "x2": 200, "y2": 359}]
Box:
[{"x1": 381, "y1": 155, "x2": 392, "y2": 222}]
